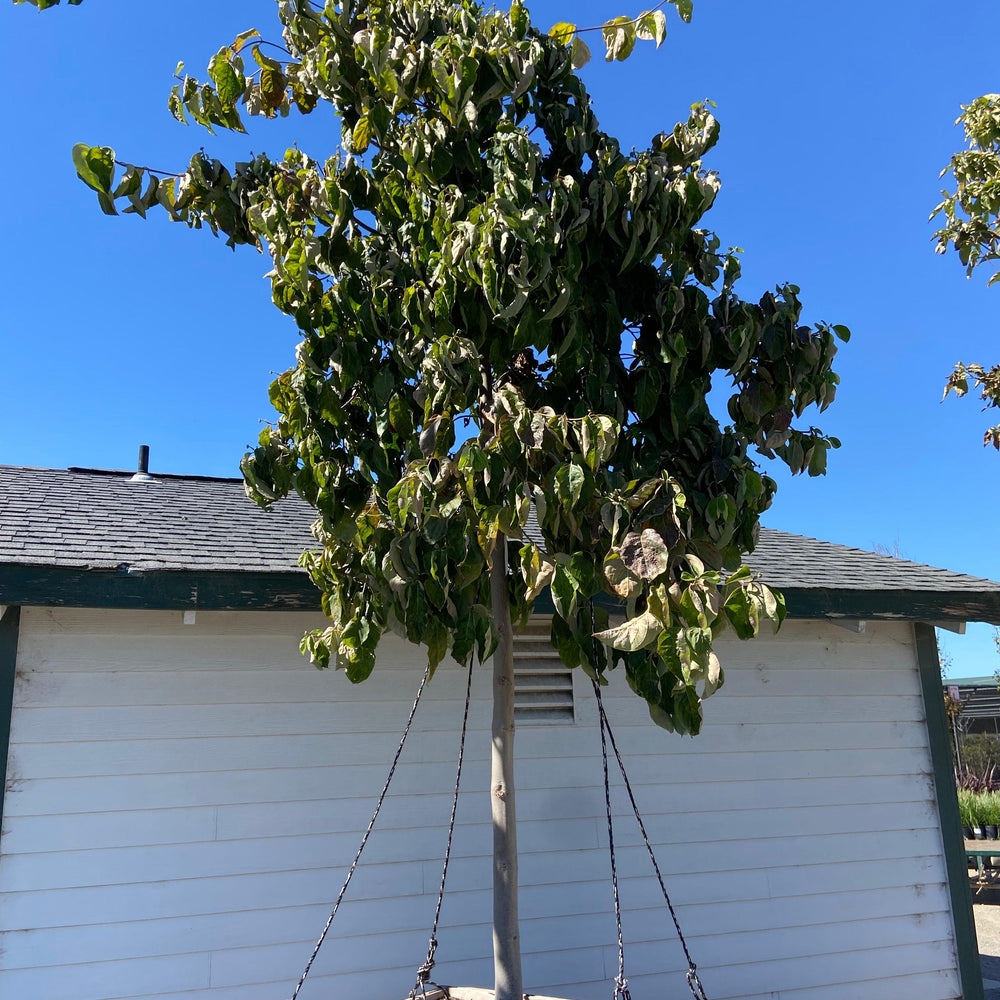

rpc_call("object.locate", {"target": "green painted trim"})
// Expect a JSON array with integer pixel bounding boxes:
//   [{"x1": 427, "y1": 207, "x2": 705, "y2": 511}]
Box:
[
  {"x1": 532, "y1": 586, "x2": 994, "y2": 624},
  {"x1": 787, "y1": 588, "x2": 1000, "y2": 625},
  {"x1": 914, "y1": 622, "x2": 984, "y2": 1000},
  {"x1": 2, "y1": 562, "x2": 998, "y2": 623},
  {"x1": 0, "y1": 606, "x2": 21, "y2": 849},
  {"x1": 0, "y1": 566, "x2": 320, "y2": 611}
]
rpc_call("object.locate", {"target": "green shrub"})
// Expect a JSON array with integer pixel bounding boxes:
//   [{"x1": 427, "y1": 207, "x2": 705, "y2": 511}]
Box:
[
  {"x1": 982, "y1": 791, "x2": 1000, "y2": 828},
  {"x1": 960, "y1": 734, "x2": 1000, "y2": 777},
  {"x1": 956, "y1": 789, "x2": 1000, "y2": 831},
  {"x1": 959, "y1": 788, "x2": 977, "y2": 829}
]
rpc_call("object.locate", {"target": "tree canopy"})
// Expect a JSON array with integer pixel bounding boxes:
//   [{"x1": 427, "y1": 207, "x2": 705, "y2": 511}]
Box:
[
  {"x1": 17, "y1": 0, "x2": 847, "y2": 737},
  {"x1": 934, "y1": 93, "x2": 1000, "y2": 450}
]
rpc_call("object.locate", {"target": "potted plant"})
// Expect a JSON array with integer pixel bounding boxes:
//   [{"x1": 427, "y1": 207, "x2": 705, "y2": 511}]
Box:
[
  {"x1": 984, "y1": 792, "x2": 1000, "y2": 841},
  {"x1": 973, "y1": 793, "x2": 987, "y2": 840},
  {"x1": 959, "y1": 788, "x2": 977, "y2": 841}
]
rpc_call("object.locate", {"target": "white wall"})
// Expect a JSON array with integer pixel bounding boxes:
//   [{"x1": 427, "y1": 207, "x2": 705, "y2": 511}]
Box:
[{"x1": 0, "y1": 609, "x2": 960, "y2": 1000}]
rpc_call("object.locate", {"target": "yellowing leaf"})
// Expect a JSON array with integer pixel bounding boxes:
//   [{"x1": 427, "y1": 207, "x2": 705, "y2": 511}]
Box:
[
  {"x1": 525, "y1": 557, "x2": 556, "y2": 602},
  {"x1": 604, "y1": 551, "x2": 641, "y2": 599},
  {"x1": 699, "y1": 651, "x2": 723, "y2": 698},
  {"x1": 549, "y1": 21, "x2": 577, "y2": 45},
  {"x1": 602, "y1": 16, "x2": 636, "y2": 61},
  {"x1": 352, "y1": 114, "x2": 372, "y2": 153},
  {"x1": 595, "y1": 610, "x2": 662, "y2": 652},
  {"x1": 232, "y1": 28, "x2": 261, "y2": 54},
  {"x1": 636, "y1": 10, "x2": 667, "y2": 46}
]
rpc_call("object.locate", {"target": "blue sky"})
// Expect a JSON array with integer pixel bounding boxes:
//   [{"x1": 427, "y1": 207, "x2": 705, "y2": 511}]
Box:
[{"x1": 1, "y1": 0, "x2": 998, "y2": 675}]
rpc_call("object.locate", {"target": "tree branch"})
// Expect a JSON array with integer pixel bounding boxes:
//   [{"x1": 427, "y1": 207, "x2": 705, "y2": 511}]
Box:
[
  {"x1": 572, "y1": 0, "x2": 671, "y2": 35},
  {"x1": 114, "y1": 159, "x2": 182, "y2": 178}
]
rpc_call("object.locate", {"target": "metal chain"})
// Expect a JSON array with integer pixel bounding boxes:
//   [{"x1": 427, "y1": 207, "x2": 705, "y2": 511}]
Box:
[
  {"x1": 410, "y1": 657, "x2": 476, "y2": 998},
  {"x1": 290, "y1": 663, "x2": 433, "y2": 1000},
  {"x1": 593, "y1": 675, "x2": 631, "y2": 1000},
  {"x1": 591, "y1": 676, "x2": 709, "y2": 1000},
  {"x1": 589, "y1": 601, "x2": 630, "y2": 1000}
]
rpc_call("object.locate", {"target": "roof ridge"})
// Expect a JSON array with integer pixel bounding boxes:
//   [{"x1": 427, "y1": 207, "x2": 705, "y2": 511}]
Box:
[
  {"x1": 66, "y1": 467, "x2": 244, "y2": 483},
  {"x1": 0, "y1": 464, "x2": 242, "y2": 484}
]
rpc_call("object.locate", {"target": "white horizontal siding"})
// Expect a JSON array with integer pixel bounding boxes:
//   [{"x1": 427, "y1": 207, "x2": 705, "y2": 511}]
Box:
[
  {"x1": 0, "y1": 879, "x2": 951, "y2": 967},
  {"x1": 0, "y1": 610, "x2": 959, "y2": 1000},
  {"x1": 0, "y1": 855, "x2": 947, "y2": 935},
  {"x1": 8, "y1": 692, "x2": 930, "y2": 745},
  {"x1": 0, "y1": 798, "x2": 937, "y2": 856}
]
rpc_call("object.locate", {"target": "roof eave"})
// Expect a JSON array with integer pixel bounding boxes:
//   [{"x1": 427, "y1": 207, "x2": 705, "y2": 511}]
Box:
[
  {"x1": 0, "y1": 564, "x2": 319, "y2": 612},
  {"x1": 2, "y1": 565, "x2": 998, "y2": 625},
  {"x1": 527, "y1": 586, "x2": 999, "y2": 625},
  {"x1": 780, "y1": 586, "x2": 1000, "y2": 626}
]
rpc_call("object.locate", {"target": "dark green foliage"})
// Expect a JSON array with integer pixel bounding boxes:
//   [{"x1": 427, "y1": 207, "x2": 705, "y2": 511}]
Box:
[
  {"x1": 44, "y1": 0, "x2": 847, "y2": 734},
  {"x1": 959, "y1": 735, "x2": 1000, "y2": 781}
]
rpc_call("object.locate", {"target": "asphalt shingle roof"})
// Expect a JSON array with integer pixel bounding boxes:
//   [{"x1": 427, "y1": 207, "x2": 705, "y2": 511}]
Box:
[
  {"x1": 2, "y1": 465, "x2": 998, "y2": 603},
  {"x1": 747, "y1": 527, "x2": 1000, "y2": 594},
  {"x1": 0, "y1": 465, "x2": 315, "y2": 573}
]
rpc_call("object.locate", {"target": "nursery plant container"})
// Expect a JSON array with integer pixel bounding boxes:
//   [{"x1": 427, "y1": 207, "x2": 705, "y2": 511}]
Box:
[{"x1": 421, "y1": 989, "x2": 572, "y2": 1000}]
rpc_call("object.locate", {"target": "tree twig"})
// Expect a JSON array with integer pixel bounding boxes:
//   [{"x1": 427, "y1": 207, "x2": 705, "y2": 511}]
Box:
[
  {"x1": 569, "y1": 0, "x2": 671, "y2": 36},
  {"x1": 113, "y1": 159, "x2": 182, "y2": 178}
]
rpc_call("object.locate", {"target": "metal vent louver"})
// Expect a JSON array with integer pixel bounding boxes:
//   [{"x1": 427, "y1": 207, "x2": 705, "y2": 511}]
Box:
[{"x1": 513, "y1": 619, "x2": 574, "y2": 724}]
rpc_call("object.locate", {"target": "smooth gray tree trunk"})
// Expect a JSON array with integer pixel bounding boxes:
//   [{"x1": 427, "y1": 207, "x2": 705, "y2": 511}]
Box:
[{"x1": 490, "y1": 539, "x2": 523, "y2": 1000}]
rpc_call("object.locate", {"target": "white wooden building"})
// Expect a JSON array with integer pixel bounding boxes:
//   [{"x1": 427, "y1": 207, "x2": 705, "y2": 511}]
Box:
[{"x1": 2, "y1": 464, "x2": 1000, "y2": 1000}]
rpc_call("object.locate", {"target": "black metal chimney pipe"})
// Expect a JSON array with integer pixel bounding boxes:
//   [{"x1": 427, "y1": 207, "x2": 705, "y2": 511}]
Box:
[{"x1": 138, "y1": 445, "x2": 149, "y2": 475}]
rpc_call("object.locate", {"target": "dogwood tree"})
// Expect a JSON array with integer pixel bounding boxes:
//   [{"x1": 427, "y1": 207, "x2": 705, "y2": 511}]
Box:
[{"x1": 13, "y1": 1, "x2": 847, "y2": 996}]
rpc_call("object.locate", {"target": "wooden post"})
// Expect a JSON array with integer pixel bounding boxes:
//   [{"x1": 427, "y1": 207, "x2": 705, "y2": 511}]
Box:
[{"x1": 490, "y1": 539, "x2": 523, "y2": 1000}]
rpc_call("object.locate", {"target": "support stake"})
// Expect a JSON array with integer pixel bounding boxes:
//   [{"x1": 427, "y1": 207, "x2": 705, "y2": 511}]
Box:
[{"x1": 490, "y1": 539, "x2": 523, "y2": 1000}]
